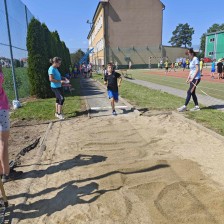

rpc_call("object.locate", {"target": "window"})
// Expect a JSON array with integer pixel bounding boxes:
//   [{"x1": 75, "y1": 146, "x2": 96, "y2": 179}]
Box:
[
  {"x1": 208, "y1": 52, "x2": 214, "y2": 56},
  {"x1": 209, "y1": 38, "x2": 215, "y2": 42}
]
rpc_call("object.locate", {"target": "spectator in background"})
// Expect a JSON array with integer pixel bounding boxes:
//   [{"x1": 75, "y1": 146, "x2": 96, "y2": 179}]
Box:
[
  {"x1": 182, "y1": 60, "x2": 186, "y2": 71},
  {"x1": 164, "y1": 60, "x2": 169, "y2": 75},
  {"x1": 222, "y1": 58, "x2": 224, "y2": 79},
  {"x1": 175, "y1": 61, "x2": 179, "y2": 70},
  {"x1": 186, "y1": 58, "x2": 190, "y2": 69},
  {"x1": 129, "y1": 61, "x2": 132, "y2": 69},
  {"x1": 87, "y1": 63, "x2": 92, "y2": 78},
  {"x1": 169, "y1": 62, "x2": 176, "y2": 72},
  {"x1": 217, "y1": 59, "x2": 223, "y2": 79},
  {"x1": 199, "y1": 58, "x2": 204, "y2": 76},
  {"x1": 160, "y1": 60, "x2": 163, "y2": 69},
  {"x1": 211, "y1": 59, "x2": 216, "y2": 79}
]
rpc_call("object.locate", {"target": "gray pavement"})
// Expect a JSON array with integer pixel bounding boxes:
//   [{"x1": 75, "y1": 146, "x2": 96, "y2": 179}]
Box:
[
  {"x1": 81, "y1": 78, "x2": 134, "y2": 117},
  {"x1": 125, "y1": 78, "x2": 224, "y2": 110}
]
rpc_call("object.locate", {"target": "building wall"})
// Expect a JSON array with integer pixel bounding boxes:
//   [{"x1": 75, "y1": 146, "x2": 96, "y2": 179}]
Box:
[
  {"x1": 105, "y1": 0, "x2": 163, "y2": 48},
  {"x1": 89, "y1": 6, "x2": 105, "y2": 66},
  {"x1": 104, "y1": 0, "x2": 164, "y2": 67},
  {"x1": 163, "y1": 46, "x2": 188, "y2": 63},
  {"x1": 216, "y1": 33, "x2": 224, "y2": 59},
  {"x1": 205, "y1": 32, "x2": 224, "y2": 60},
  {"x1": 205, "y1": 34, "x2": 216, "y2": 59}
]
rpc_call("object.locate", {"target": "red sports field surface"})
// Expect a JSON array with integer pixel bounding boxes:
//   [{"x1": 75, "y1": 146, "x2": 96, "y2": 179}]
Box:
[{"x1": 143, "y1": 68, "x2": 224, "y2": 84}]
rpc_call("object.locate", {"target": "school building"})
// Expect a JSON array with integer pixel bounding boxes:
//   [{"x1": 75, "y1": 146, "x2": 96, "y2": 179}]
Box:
[
  {"x1": 205, "y1": 30, "x2": 224, "y2": 60},
  {"x1": 87, "y1": 0, "x2": 187, "y2": 69}
]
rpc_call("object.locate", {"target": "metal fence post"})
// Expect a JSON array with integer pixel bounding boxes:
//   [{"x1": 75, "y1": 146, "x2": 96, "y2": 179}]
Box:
[
  {"x1": 4, "y1": 0, "x2": 20, "y2": 104},
  {"x1": 25, "y1": 5, "x2": 29, "y2": 30}
]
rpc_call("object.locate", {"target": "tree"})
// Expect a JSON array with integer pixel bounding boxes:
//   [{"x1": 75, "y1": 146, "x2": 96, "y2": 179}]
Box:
[
  {"x1": 70, "y1": 49, "x2": 85, "y2": 65},
  {"x1": 27, "y1": 18, "x2": 51, "y2": 98},
  {"x1": 200, "y1": 23, "x2": 224, "y2": 57},
  {"x1": 169, "y1": 23, "x2": 194, "y2": 48}
]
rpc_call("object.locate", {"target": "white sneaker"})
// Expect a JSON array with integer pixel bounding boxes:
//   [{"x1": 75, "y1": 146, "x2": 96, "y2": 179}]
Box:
[
  {"x1": 177, "y1": 105, "x2": 187, "y2": 112},
  {"x1": 55, "y1": 113, "x2": 59, "y2": 118},
  {"x1": 190, "y1": 106, "x2": 200, "y2": 111},
  {"x1": 57, "y1": 114, "x2": 65, "y2": 120}
]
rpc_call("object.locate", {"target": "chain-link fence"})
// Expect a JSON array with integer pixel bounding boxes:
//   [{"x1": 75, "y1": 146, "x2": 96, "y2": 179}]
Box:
[{"x1": 0, "y1": 0, "x2": 33, "y2": 102}]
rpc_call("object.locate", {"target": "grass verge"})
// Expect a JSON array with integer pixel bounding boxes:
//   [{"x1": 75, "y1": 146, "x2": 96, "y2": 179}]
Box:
[
  {"x1": 10, "y1": 78, "x2": 82, "y2": 121},
  {"x1": 93, "y1": 73, "x2": 224, "y2": 136}
]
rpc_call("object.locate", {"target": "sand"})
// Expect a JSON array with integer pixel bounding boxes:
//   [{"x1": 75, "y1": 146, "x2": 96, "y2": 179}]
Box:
[{"x1": 5, "y1": 112, "x2": 224, "y2": 224}]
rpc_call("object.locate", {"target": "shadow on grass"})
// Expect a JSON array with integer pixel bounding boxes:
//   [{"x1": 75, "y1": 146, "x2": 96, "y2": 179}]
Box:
[{"x1": 200, "y1": 104, "x2": 224, "y2": 110}]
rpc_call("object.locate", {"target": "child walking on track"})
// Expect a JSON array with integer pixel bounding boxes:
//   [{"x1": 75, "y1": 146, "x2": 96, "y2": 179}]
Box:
[
  {"x1": 104, "y1": 63, "x2": 122, "y2": 115},
  {"x1": 177, "y1": 48, "x2": 201, "y2": 112}
]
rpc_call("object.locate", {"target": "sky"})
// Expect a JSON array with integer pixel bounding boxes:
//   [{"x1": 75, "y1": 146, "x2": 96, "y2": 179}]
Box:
[{"x1": 11, "y1": 0, "x2": 224, "y2": 54}]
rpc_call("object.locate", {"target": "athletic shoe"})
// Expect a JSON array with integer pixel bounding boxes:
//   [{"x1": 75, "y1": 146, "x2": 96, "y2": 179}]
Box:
[
  {"x1": 190, "y1": 106, "x2": 200, "y2": 112},
  {"x1": 2, "y1": 171, "x2": 23, "y2": 183},
  {"x1": 112, "y1": 110, "x2": 117, "y2": 116},
  {"x1": 57, "y1": 114, "x2": 65, "y2": 120},
  {"x1": 55, "y1": 113, "x2": 59, "y2": 118},
  {"x1": 177, "y1": 105, "x2": 187, "y2": 112}
]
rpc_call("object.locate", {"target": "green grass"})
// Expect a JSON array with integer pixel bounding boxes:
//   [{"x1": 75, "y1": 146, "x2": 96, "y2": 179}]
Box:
[
  {"x1": 2, "y1": 67, "x2": 30, "y2": 101},
  {"x1": 129, "y1": 69, "x2": 224, "y2": 100},
  {"x1": 94, "y1": 73, "x2": 193, "y2": 110},
  {"x1": 93, "y1": 73, "x2": 224, "y2": 136},
  {"x1": 10, "y1": 78, "x2": 82, "y2": 121}
]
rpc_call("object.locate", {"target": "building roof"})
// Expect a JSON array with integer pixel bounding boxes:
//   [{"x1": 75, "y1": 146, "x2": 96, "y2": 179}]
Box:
[{"x1": 206, "y1": 30, "x2": 224, "y2": 36}]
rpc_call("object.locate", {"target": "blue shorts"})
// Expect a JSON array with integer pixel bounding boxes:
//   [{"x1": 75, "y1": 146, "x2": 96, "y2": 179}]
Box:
[
  {"x1": 108, "y1": 90, "x2": 119, "y2": 101},
  {"x1": 211, "y1": 68, "x2": 215, "y2": 72}
]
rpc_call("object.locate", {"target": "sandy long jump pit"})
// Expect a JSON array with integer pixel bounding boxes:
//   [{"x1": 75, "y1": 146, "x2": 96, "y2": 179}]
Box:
[{"x1": 7, "y1": 111, "x2": 224, "y2": 224}]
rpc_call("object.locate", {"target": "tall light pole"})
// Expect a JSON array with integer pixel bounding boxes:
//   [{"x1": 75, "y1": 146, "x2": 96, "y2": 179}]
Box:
[{"x1": 87, "y1": 20, "x2": 94, "y2": 67}]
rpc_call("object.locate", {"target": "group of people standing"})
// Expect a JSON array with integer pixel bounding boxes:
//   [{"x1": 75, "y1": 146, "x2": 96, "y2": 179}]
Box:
[
  {"x1": 161, "y1": 58, "x2": 190, "y2": 73},
  {"x1": 211, "y1": 58, "x2": 224, "y2": 79}
]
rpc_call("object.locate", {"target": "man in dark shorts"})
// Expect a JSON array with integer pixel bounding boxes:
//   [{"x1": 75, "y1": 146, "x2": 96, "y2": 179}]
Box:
[
  {"x1": 217, "y1": 59, "x2": 223, "y2": 79},
  {"x1": 104, "y1": 63, "x2": 122, "y2": 115}
]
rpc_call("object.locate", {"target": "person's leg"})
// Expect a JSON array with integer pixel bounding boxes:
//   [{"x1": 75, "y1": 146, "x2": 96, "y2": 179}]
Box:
[
  {"x1": 52, "y1": 88, "x2": 65, "y2": 119},
  {"x1": 0, "y1": 110, "x2": 10, "y2": 177},
  {"x1": 192, "y1": 91, "x2": 198, "y2": 106},
  {"x1": 191, "y1": 79, "x2": 200, "y2": 106},
  {"x1": 57, "y1": 88, "x2": 65, "y2": 116},
  {"x1": 55, "y1": 103, "x2": 58, "y2": 114},
  {"x1": 111, "y1": 98, "x2": 115, "y2": 111},
  {"x1": 0, "y1": 131, "x2": 10, "y2": 176},
  {"x1": 57, "y1": 104, "x2": 63, "y2": 114}
]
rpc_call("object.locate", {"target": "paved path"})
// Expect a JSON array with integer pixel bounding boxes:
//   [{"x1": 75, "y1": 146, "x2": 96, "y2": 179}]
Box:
[
  {"x1": 125, "y1": 78, "x2": 224, "y2": 110},
  {"x1": 81, "y1": 78, "x2": 134, "y2": 117}
]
